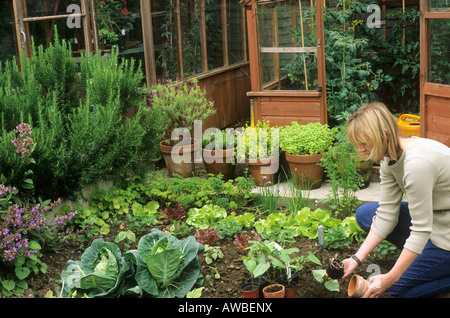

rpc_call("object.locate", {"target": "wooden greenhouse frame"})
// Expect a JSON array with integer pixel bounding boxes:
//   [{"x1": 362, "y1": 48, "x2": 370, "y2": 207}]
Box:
[
  {"x1": 5, "y1": 0, "x2": 252, "y2": 130},
  {"x1": 240, "y1": 0, "x2": 327, "y2": 127},
  {"x1": 419, "y1": 0, "x2": 450, "y2": 146}
]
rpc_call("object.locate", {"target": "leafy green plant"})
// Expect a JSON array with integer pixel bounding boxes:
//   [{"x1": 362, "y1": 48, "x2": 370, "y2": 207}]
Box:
[
  {"x1": 320, "y1": 127, "x2": 363, "y2": 218},
  {"x1": 115, "y1": 230, "x2": 136, "y2": 251},
  {"x1": 279, "y1": 122, "x2": 337, "y2": 155},
  {"x1": 0, "y1": 31, "x2": 164, "y2": 200},
  {"x1": 308, "y1": 251, "x2": 340, "y2": 292},
  {"x1": 202, "y1": 129, "x2": 237, "y2": 150},
  {"x1": 124, "y1": 229, "x2": 204, "y2": 298},
  {"x1": 59, "y1": 239, "x2": 133, "y2": 297},
  {"x1": 186, "y1": 204, "x2": 227, "y2": 230},
  {"x1": 236, "y1": 120, "x2": 279, "y2": 161},
  {"x1": 148, "y1": 77, "x2": 215, "y2": 140}
]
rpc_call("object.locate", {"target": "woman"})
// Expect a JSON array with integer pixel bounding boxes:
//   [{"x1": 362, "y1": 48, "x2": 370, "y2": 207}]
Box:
[{"x1": 342, "y1": 102, "x2": 450, "y2": 298}]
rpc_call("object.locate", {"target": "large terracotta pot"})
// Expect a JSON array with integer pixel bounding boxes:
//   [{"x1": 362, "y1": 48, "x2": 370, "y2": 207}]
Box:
[
  {"x1": 202, "y1": 147, "x2": 235, "y2": 181},
  {"x1": 245, "y1": 155, "x2": 280, "y2": 186},
  {"x1": 285, "y1": 152, "x2": 324, "y2": 189},
  {"x1": 160, "y1": 138, "x2": 199, "y2": 178}
]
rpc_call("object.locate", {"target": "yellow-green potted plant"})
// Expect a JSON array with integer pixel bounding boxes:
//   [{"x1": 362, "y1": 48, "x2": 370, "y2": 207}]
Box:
[
  {"x1": 236, "y1": 120, "x2": 280, "y2": 186},
  {"x1": 279, "y1": 122, "x2": 337, "y2": 189}
]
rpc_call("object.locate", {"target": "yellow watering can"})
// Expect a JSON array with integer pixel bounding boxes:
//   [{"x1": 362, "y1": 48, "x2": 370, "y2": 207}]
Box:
[{"x1": 398, "y1": 114, "x2": 420, "y2": 137}]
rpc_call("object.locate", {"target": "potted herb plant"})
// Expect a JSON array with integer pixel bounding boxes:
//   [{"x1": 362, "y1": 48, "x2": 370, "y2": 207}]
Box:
[
  {"x1": 279, "y1": 122, "x2": 337, "y2": 189},
  {"x1": 149, "y1": 78, "x2": 216, "y2": 177},
  {"x1": 236, "y1": 120, "x2": 280, "y2": 186},
  {"x1": 202, "y1": 129, "x2": 236, "y2": 181}
]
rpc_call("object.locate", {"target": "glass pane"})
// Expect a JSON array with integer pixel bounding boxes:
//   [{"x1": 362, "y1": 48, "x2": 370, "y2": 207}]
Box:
[
  {"x1": 429, "y1": 19, "x2": 450, "y2": 85},
  {"x1": 205, "y1": 0, "x2": 223, "y2": 70},
  {"x1": 28, "y1": 19, "x2": 87, "y2": 51},
  {"x1": 25, "y1": 0, "x2": 81, "y2": 17},
  {"x1": 181, "y1": 0, "x2": 202, "y2": 76},
  {"x1": 115, "y1": 1, "x2": 146, "y2": 80},
  {"x1": 257, "y1": 0, "x2": 317, "y2": 90},
  {"x1": 228, "y1": 0, "x2": 243, "y2": 64},
  {"x1": 430, "y1": 0, "x2": 450, "y2": 12},
  {"x1": 0, "y1": 1, "x2": 16, "y2": 62},
  {"x1": 152, "y1": 0, "x2": 179, "y2": 80}
]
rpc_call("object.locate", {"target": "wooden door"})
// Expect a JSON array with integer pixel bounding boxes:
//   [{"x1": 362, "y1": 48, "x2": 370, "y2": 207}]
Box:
[
  {"x1": 420, "y1": 1, "x2": 450, "y2": 146},
  {"x1": 241, "y1": 0, "x2": 327, "y2": 126}
]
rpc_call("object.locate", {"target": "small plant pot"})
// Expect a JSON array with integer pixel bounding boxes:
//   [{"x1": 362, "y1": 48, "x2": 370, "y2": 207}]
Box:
[
  {"x1": 284, "y1": 285, "x2": 296, "y2": 298},
  {"x1": 348, "y1": 275, "x2": 369, "y2": 298},
  {"x1": 240, "y1": 282, "x2": 260, "y2": 298},
  {"x1": 262, "y1": 284, "x2": 285, "y2": 298}
]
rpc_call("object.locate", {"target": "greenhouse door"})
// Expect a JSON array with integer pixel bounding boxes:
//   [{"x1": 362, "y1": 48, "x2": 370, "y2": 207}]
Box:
[
  {"x1": 420, "y1": 1, "x2": 450, "y2": 146},
  {"x1": 11, "y1": 0, "x2": 97, "y2": 69},
  {"x1": 242, "y1": 0, "x2": 327, "y2": 126}
]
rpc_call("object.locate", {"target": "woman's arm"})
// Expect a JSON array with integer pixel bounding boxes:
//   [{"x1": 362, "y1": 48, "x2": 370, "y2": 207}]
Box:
[
  {"x1": 342, "y1": 229, "x2": 384, "y2": 278},
  {"x1": 363, "y1": 248, "x2": 418, "y2": 298}
]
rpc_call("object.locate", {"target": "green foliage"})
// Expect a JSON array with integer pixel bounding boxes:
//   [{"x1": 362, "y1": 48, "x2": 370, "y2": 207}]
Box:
[
  {"x1": 0, "y1": 30, "x2": 164, "y2": 200},
  {"x1": 253, "y1": 207, "x2": 364, "y2": 247},
  {"x1": 279, "y1": 122, "x2": 337, "y2": 155},
  {"x1": 148, "y1": 78, "x2": 215, "y2": 140},
  {"x1": 123, "y1": 229, "x2": 204, "y2": 298},
  {"x1": 0, "y1": 240, "x2": 46, "y2": 297},
  {"x1": 320, "y1": 127, "x2": 363, "y2": 218},
  {"x1": 59, "y1": 239, "x2": 133, "y2": 297},
  {"x1": 92, "y1": 173, "x2": 255, "y2": 213},
  {"x1": 379, "y1": 9, "x2": 420, "y2": 114},
  {"x1": 186, "y1": 204, "x2": 227, "y2": 230},
  {"x1": 236, "y1": 120, "x2": 279, "y2": 160}
]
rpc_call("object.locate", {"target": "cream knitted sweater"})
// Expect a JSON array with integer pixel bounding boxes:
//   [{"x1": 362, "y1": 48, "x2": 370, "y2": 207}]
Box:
[{"x1": 372, "y1": 137, "x2": 450, "y2": 254}]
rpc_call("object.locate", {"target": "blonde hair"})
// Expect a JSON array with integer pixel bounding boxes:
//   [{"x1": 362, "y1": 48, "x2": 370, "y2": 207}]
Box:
[{"x1": 346, "y1": 102, "x2": 400, "y2": 163}]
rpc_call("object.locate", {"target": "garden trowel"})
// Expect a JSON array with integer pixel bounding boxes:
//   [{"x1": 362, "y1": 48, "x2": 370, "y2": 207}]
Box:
[{"x1": 316, "y1": 225, "x2": 329, "y2": 264}]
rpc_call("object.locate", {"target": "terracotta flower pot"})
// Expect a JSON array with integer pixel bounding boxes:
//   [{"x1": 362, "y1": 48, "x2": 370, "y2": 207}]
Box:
[
  {"x1": 240, "y1": 282, "x2": 260, "y2": 298},
  {"x1": 202, "y1": 147, "x2": 235, "y2": 181},
  {"x1": 160, "y1": 138, "x2": 199, "y2": 178},
  {"x1": 284, "y1": 285, "x2": 296, "y2": 298},
  {"x1": 262, "y1": 283, "x2": 285, "y2": 298},
  {"x1": 246, "y1": 155, "x2": 279, "y2": 186},
  {"x1": 348, "y1": 275, "x2": 369, "y2": 298},
  {"x1": 285, "y1": 152, "x2": 324, "y2": 189}
]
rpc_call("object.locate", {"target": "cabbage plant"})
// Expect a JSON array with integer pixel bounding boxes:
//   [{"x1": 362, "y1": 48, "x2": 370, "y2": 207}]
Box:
[
  {"x1": 124, "y1": 229, "x2": 204, "y2": 298},
  {"x1": 59, "y1": 229, "x2": 204, "y2": 298},
  {"x1": 59, "y1": 239, "x2": 133, "y2": 297}
]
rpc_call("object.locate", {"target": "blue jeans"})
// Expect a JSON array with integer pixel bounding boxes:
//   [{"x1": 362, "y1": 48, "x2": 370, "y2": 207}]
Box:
[{"x1": 355, "y1": 202, "x2": 450, "y2": 297}]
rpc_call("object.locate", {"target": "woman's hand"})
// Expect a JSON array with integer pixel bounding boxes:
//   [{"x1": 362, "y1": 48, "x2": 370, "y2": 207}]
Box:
[
  {"x1": 341, "y1": 257, "x2": 359, "y2": 279},
  {"x1": 361, "y1": 274, "x2": 395, "y2": 298}
]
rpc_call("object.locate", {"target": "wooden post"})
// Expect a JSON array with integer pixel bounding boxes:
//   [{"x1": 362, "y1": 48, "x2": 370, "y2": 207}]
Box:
[
  {"x1": 199, "y1": 0, "x2": 208, "y2": 73},
  {"x1": 315, "y1": 0, "x2": 327, "y2": 123},
  {"x1": 140, "y1": 0, "x2": 156, "y2": 86}
]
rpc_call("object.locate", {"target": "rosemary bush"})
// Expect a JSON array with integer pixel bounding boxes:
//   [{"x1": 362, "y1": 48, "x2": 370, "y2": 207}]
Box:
[{"x1": 0, "y1": 31, "x2": 164, "y2": 200}]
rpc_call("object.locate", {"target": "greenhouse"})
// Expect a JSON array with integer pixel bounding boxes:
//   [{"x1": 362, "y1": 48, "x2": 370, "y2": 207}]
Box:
[{"x1": 0, "y1": 0, "x2": 449, "y2": 302}]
